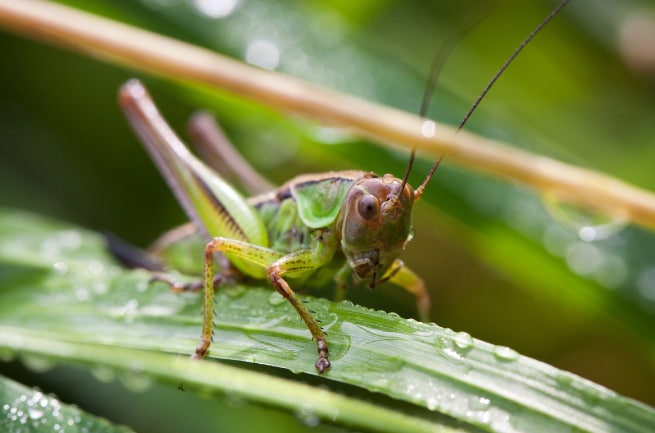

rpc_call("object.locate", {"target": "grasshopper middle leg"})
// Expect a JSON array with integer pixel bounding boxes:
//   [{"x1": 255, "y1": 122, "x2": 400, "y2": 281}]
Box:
[{"x1": 385, "y1": 259, "x2": 431, "y2": 321}]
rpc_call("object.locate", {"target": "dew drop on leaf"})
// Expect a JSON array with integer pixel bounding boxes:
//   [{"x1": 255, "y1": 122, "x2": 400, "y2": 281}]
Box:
[
  {"x1": 21, "y1": 354, "x2": 55, "y2": 373},
  {"x1": 421, "y1": 120, "x2": 436, "y2": 138},
  {"x1": 91, "y1": 366, "x2": 117, "y2": 383},
  {"x1": 493, "y1": 345, "x2": 519, "y2": 362},
  {"x1": 386, "y1": 311, "x2": 401, "y2": 321},
  {"x1": 294, "y1": 403, "x2": 320, "y2": 428},
  {"x1": 453, "y1": 331, "x2": 473, "y2": 351},
  {"x1": 542, "y1": 194, "x2": 627, "y2": 241},
  {"x1": 267, "y1": 291, "x2": 285, "y2": 306}
]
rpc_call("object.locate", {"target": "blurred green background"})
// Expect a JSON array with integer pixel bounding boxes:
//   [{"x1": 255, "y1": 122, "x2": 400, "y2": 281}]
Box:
[{"x1": 1, "y1": 0, "x2": 655, "y2": 431}]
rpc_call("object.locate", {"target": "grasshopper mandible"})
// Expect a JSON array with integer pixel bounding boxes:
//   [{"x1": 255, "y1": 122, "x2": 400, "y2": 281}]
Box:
[{"x1": 118, "y1": 0, "x2": 569, "y2": 374}]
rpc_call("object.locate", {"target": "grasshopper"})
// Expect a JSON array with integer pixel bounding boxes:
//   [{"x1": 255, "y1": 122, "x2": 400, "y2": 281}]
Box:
[{"x1": 118, "y1": 0, "x2": 569, "y2": 374}]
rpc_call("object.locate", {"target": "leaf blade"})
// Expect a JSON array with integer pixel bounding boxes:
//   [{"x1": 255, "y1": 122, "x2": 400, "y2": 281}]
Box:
[{"x1": 1, "y1": 208, "x2": 654, "y2": 433}]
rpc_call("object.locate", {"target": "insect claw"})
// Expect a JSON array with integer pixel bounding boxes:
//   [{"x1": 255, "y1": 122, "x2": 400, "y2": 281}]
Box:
[
  {"x1": 315, "y1": 358, "x2": 330, "y2": 374},
  {"x1": 315, "y1": 339, "x2": 330, "y2": 374}
]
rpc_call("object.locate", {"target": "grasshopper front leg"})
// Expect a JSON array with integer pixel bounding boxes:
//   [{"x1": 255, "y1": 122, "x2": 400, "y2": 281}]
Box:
[
  {"x1": 198, "y1": 233, "x2": 337, "y2": 373},
  {"x1": 385, "y1": 259, "x2": 431, "y2": 322}
]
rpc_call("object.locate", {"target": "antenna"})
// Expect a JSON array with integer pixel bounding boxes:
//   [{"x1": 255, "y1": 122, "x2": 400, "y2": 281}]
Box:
[
  {"x1": 400, "y1": 2, "x2": 493, "y2": 195},
  {"x1": 412, "y1": 0, "x2": 571, "y2": 200}
]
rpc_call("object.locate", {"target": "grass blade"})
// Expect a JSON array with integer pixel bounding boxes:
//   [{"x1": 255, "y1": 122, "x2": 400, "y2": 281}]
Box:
[{"x1": 0, "y1": 373, "x2": 135, "y2": 433}]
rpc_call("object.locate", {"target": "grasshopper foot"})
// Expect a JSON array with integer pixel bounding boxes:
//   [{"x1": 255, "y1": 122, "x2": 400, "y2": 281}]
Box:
[
  {"x1": 315, "y1": 339, "x2": 331, "y2": 374},
  {"x1": 192, "y1": 339, "x2": 211, "y2": 360}
]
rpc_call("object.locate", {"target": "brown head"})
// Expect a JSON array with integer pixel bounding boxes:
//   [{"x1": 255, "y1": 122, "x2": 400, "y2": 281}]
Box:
[{"x1": 337, "y1": 173, "x2": 415, "y2": 287}]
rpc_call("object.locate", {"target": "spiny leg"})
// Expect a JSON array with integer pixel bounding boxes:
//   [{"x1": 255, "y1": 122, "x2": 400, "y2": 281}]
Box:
[
  {"x1": 196, "y1": 235, "x2": 335, "y2": 372},
  {"x1": 268, "y1": 257, "x2": 331, "y2": 373},
  {"x1": 386, "y1": 259, "x2": 431, "y2": 322}
]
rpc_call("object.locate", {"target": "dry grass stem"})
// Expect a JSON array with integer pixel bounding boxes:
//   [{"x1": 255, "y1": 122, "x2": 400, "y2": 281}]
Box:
[{"x1": 1, "y1": 0, "x2": 655, "y2": 229}]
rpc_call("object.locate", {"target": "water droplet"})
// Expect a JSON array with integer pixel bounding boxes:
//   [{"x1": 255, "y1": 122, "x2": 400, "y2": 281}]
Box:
[
  {"x1": 193, "y1": 0, "x2": 240, "y2": 18},
  {"x1": 52, "y1": 262, "x2": 68, "y2": 275},
  {"x1": 453, "y1": 331, "x2": 473, "y2": 351},
  {"x1": 493, "y1": 345, "x2": 519, "y2": 362},
  {"x1": 295, "y1": 404, "x2": 320, "y2": 427},
  {"x1": 113, "y1": 299, "x2": 139, "y2": 323},
  {"x1": 120, "y1": 373, "x2": 152, "y2": 392},
  {"x1": 566, "y1": 242, "x2": 602, "y2": 275},
  {"x1": 86, "y1": 260, "x2": 104, "y2": 275},
  {"x1": 435, "y1": 336, "x2": 463, "y2": 362},
  {"x1": 245, "y1": 39, "x2": 280, "y2": 70},
  {"x1": 339, "y1": 299, "x2": 354, "y2": 307},
  {"x1": 28, "y1": 407, "x2": 44, "y2": 420},
  {"x1": 120, "y1": 361, "x2": 152, "y2": 392},
  {"x1": 542, "y1": 195, "x2": 627, "y2": 241},
  {"x1": 1, "y1": 390, "x2": 77, "y2": 432},
  {"x1": 21, "y1": 355, "x2": 55, "y2": 373},
  {"x1": 91, "y1": 366, "x2": 117, "y2": 383},
  {"x1": 578, "y1": 226, "x2": 596, "y2": 241},
  {"x1": 473, "y1": 396, "x2": 491, "y2": 410},
  {"x1": 386, "y1": 311, "x2": 401, "y2": 321},
  {"x1": 421, "y1": 120, "x2": 436, "y2": 138},
  {"x1": 59, "y1": 230, "x2": 82, "y2": 250},
  {"x1": 268, "y1": 291, "x2": 285, "y2": 306}
]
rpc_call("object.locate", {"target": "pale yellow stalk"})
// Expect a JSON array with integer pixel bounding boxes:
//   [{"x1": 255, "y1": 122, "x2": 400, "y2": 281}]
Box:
[{"x1": 1, "y1": 0, "x2": 654, "y2": 229}]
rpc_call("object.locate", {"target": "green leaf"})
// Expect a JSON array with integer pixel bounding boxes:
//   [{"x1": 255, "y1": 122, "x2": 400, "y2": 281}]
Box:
[
  {"x1": 0, "y1": 373, "x2": 135, "y2": 433},
  {"x1": 1, "y1": 208, "x2": 654, "y2": 433}
]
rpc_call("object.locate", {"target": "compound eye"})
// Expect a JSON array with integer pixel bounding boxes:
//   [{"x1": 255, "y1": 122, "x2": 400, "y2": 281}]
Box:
[{"x1": 357, "y1": 194, "x2": 380, "y2": 220}]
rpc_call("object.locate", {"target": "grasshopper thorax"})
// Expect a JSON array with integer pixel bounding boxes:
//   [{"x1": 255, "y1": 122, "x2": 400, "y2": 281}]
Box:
[{"x1": 338, "y1": 173, "x2": 414, "y2": 286}]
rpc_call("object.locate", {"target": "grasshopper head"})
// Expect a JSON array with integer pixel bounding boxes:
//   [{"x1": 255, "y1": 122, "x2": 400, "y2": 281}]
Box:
[{"x1": 339, "y1": 173, "x2": 414, "y2": 287}]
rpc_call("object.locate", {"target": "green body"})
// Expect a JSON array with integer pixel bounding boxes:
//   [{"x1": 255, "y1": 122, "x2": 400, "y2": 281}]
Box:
[
  {"x1": 249, "y1": 172, "x2": 358, "y2": 287},
  {"x1": 119, "y1": 80, "x2": 428, "y2": 373}
]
